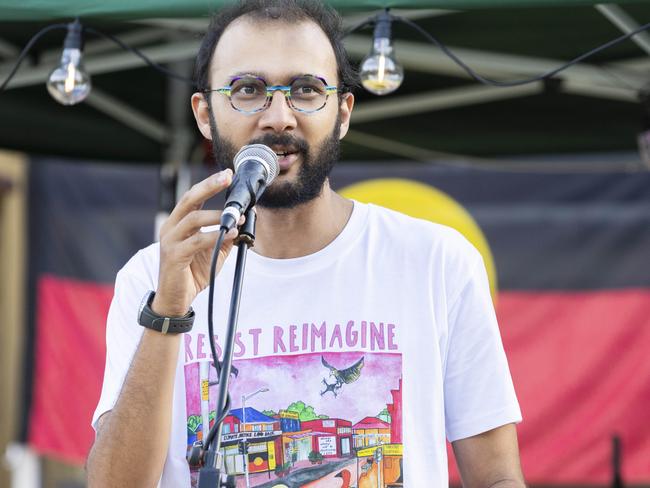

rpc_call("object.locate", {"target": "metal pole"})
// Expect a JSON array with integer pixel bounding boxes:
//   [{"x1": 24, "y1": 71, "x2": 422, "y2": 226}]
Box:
[
  {"x1": 242, "y1": 395, "x2": 250, "y2": 488},
  {"x1": 156, "y1": 55, "x2": 192, "y2": 241},
  {"x1": 595, "y1": 4, "x2": 650, "y2": 57},
  {"x1": 198, "y1": 242, "x2": 251, "y2": 488},
  {"x1": 612, "y1": 434, "x2": 623, "y2": 488},
  {"x1": 197, "y1": 211, "x2": 259, "y2": 488}
]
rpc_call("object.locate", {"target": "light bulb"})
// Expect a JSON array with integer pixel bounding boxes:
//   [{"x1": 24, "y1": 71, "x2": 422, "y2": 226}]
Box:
[
  {"x1": 360, "y1": 11, "x2": 404, "y2": 96},
  {"x1": 46, "y1": 20, "x2": 91, "y2": 105},
  {"x1": 360, "y1": 38, "x2": 404, "y2": 95}
]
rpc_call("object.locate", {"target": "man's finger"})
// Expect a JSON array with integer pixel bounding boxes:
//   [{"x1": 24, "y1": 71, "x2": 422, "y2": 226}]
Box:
[
  {"x1": 170, "y1": 210, "x2": 223, "y2": 240},
  {"x1": 182, "y1": 227, "x2": 239, "y2": 255},
  {"x1": 165, "y1": 169, "x2": 232, "y2": 228}
]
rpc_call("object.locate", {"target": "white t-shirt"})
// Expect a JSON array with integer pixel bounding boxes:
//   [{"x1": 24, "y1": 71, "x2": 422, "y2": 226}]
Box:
[{"x1": 93, "y1": 201, "x2": 521, "y2": 487}]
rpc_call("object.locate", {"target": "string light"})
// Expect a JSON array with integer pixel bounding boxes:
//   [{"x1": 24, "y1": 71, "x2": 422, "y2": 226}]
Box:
[
  {"x1": 1, "y1": 10, "x2": 649, "y2": 112},
  {"x1": 359, "y1": 10, "x2": 404, "y2": 96},
  {"x1": 46, "y1": 19, "x2": 91, "y2": 105}
]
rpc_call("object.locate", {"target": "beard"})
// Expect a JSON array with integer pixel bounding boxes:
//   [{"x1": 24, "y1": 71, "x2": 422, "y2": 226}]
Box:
[{"x1": 208, "y1": 109, "x2": 341, "y2": 209}]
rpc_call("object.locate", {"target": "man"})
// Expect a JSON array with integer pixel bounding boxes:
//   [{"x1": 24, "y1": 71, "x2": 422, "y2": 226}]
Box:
[{"x1": 87, "y1": 1, "x2": 525, "y2": 487}]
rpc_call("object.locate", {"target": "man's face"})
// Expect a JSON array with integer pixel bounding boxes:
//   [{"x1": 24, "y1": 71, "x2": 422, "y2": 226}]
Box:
[{"x1": 192, "y1": 17, "x2": 354, "y2": 208}]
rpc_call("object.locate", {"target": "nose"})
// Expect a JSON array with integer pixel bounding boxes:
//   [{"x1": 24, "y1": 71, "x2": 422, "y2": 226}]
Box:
[{"x1": 257, "y1": 90, "x2": 297, "y2": 133}]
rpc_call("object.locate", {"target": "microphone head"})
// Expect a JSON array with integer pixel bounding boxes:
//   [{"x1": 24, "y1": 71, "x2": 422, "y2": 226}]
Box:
[{"x1": 233, "y1": 144, "x2": 279, "y2": 185}]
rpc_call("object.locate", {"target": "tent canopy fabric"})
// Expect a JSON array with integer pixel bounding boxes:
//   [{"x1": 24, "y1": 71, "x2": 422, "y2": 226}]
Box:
[
  {"x1": 0, "y1": 0, "x2": 642, "y2": 21},
  {"x1": 1, "y1": 1, "x2": 650, "y2": 164}
]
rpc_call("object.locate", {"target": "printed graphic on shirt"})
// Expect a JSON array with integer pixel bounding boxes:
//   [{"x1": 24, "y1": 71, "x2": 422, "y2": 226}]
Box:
[{"x1": 184, "y1": 327, "x2": 403, "y2": 488}]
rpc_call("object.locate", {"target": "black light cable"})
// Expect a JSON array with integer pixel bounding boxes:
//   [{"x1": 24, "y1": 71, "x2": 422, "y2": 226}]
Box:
[
  {"x1": 0, "y1": 23, "x2": 67, "y2": 91},
  {"x1": 83, "y1": 27, "x2": 196, "y2": 86},
  {"x1": 344, "y1": 16, "x2": 374, "y2": 37},
  {"x1": 0, "y1": 20, "x2": 196, "y2": 103},
  {"x1": 395, "y1": 14, "x2": 650, "y2": 88},
  {"x1": 3, "y1": 14, "x2": 650, "y2": 100}
]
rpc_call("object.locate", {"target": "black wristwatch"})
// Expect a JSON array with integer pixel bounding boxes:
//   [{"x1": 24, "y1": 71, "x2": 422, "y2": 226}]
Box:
[{"x1": 137, "y1": 291, "x2": 195, "y2": 334}]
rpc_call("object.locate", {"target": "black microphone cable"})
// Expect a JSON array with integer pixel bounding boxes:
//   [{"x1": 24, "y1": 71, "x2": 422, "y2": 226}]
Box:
[{"x1": 202, "y1": 226, "x2": 232, "y2": 455}]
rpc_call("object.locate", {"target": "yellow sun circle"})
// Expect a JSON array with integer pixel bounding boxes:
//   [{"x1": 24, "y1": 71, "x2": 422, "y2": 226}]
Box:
[
  {"x1": 340, "y1": 178, "x2": 497, "y2": 299},
  {"x1": 253, "y1": 456, "x2": 264, "y2": 466}
]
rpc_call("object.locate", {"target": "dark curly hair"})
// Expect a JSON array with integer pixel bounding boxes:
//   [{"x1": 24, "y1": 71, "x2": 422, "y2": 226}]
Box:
[{"x1": 194, "y1": 0, "x2": 357, "y2": 94}]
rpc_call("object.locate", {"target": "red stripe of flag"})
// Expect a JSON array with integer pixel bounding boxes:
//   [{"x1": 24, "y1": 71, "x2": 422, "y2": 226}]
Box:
[
  {"x1": 500, "y1": 289, "x2": 650, "y2": 484},
  {"x1": 449, "y1": 289, "x2": 650, "y2": 484},
  {"x1": 28, "y1": 274, "x2": 112, "y2": 463}
]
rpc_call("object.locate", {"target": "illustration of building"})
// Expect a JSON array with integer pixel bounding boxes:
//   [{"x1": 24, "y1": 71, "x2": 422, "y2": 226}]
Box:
[
  {"x1": 386, "y1": 377, "x2": 403, "y2": 443},
  {"x1": 282, "y1": 430, "x2": 316, "y2": 465},
  {"x1": 220, "y1": 407, "x2": 284, "y2": 476},
  {"x1": 272, "y1": 410, "x2": 309, "y2": 466},
  {"x1": 276, "y1": 409, "x2": 301, "y2": 433},
  {"x1": 300, "y1": 418, "x2": 353, "y2": 458},
  {"x1": 352, "y1": 417, "x2": 391, "y2": 448}
]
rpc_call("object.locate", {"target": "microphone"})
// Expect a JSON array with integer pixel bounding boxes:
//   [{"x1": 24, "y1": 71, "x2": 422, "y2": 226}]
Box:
[{"x1": 219, "y1": 144, "x2": 279, "y2": 232}]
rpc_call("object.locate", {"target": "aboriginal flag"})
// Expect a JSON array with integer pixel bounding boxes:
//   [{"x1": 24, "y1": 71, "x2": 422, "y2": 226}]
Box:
[
  {"x1": 25, "y1": 157, "x2": 650, "y2": 485},
  {"x1": 25, "y1": 159, "x2": 158, "y2": 462}
]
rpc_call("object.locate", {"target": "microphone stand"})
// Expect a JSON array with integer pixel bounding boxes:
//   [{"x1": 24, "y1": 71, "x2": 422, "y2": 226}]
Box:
[{"x1": 198, "y1": 208, "x2": 257, "y2": 488}]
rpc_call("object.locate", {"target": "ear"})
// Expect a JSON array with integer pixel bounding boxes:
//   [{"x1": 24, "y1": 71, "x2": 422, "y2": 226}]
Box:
[
  {"x1": 191, "y1": 92, "x2": 213, "y2": 140},
  {"x1": 337, "y1": 92, "x2": 355, "y2": 140}
]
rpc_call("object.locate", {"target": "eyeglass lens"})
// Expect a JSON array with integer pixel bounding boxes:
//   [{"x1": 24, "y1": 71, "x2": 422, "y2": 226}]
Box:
[{"x1": 229, "y1": 75, "x2": 329, "y2": 113}]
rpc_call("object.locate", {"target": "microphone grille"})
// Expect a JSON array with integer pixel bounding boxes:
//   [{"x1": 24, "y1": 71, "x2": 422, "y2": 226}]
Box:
[{"x1": 234, "y1": 144, "x2": 279, "y2": 185}]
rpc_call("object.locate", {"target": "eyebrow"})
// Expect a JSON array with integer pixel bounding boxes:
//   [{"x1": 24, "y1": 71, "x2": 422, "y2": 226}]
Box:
[
  {"x1": 224, "y1": 72, "x2": 329, "y2": 84},
  {"x1": 228, "y1": 71, "x2": 267, "y2": 81}
]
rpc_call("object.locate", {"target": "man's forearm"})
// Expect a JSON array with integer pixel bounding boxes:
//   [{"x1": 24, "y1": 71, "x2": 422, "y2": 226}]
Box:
[{"x1": 87, "y1": 330, "x2": 181, "y2": 488}]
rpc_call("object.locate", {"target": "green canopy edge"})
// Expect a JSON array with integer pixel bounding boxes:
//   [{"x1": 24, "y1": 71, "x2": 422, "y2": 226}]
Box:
[{"x1": 0, "y1": 0, "x2": 644, "y2": 22}]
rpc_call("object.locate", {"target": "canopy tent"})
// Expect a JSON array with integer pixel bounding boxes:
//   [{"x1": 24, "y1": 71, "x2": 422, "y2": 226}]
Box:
[
  {"x1": 0, "y1": 0, "x2": 647, "y2": 20},
  {"x1": 0, "y1": 1, "x2": 650, "y2": 165}
]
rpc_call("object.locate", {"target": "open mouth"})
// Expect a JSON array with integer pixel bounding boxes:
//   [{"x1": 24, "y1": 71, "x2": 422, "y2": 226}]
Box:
[{"x1": 272, "y1": 146, "x2": 298, "y2": 158}]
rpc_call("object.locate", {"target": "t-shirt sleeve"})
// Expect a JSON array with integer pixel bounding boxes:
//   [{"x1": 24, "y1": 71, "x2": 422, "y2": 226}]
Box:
[
  {"x1": 443, "y1": 252, "x2": 522, "y2": 442},
  {"x1": 91, "y1": 261, "x2": 152, "y2": 432}
]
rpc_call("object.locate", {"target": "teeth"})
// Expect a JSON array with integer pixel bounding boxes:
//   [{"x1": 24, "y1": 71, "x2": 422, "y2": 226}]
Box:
[{"x1": 273, "y1": 147, "x2": 294, "y2": 157}]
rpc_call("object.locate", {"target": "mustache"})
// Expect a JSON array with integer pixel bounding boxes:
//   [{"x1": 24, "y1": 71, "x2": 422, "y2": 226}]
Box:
[{"x1": 248, "y1": 133, "x2": 309, "y2": 156}]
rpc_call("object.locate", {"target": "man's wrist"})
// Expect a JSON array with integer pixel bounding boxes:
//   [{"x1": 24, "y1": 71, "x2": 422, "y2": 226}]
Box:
[
  {"x1": 138, "y1": 291, "x2": 194, "y2": 335},
  {"x1": 150, "y1": 293, "x2": 191, "y2": 318}
]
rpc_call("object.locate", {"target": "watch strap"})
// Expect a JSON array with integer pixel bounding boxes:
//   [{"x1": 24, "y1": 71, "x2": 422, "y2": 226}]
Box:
[{"x1": 138, "y1": 291, "x2": 194, "y2": 334}]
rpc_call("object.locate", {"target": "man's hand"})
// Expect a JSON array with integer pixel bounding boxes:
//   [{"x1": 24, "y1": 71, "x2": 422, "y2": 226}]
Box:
[
  {"x1": 452, "y1": 423, "x2": 526, "y2": 488},
  {"x1": 87, "y1": 169, "x2": 242, "y2": 488},
  {"x1": 154, "y1": 168, "x2": 241, "y2": 316}
]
